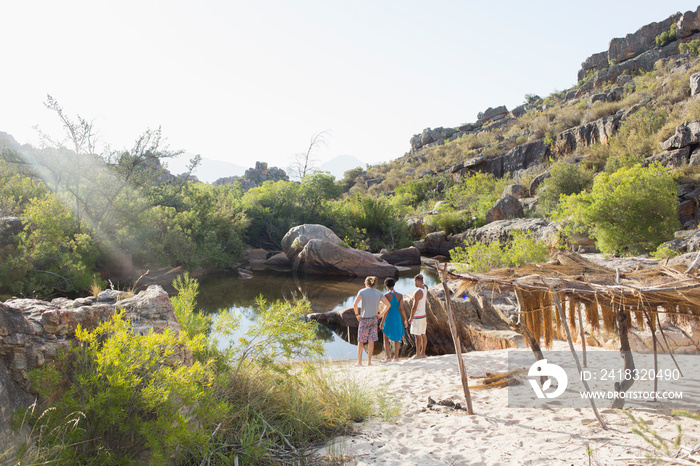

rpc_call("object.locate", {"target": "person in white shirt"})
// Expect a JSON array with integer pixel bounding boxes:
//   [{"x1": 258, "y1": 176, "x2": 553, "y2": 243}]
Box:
[
  {"x1": 408, "y1": 274, "x2": 429, "y2": 358},
  {"x1": 353, "y1": 276, "x2": 390, "y2": 366}
]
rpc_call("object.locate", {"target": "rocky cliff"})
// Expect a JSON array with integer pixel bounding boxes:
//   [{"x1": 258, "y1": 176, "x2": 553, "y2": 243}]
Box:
[{"x1": 0, "y1": 286, "x2": 184, "y2": 444}]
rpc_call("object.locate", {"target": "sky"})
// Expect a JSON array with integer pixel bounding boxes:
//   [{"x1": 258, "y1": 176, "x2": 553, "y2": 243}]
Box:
[{"x1": 2, "y1": 1, "x2": 700, "y2": 174}]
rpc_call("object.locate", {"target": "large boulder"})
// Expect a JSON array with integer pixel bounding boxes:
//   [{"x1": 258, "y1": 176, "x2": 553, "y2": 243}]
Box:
[
  {"x1": 282, "y1": 224, "x2": 397, "y2": 277},
  {"x1": 478, "y1": 105, "x2": 509, "y2": 124},
  {"x1": 484, "y1": 194, "x2": 524, "y2": 224},
  {"x1": 415, "y1": 231, "x2": 464, "y2": 258},
  {"x1": 264, "y1": 252, "x2": 292, "y2": 271},
  {"x1": 295, "y1": 239, "x2": 397, "y2": 278},
  {"x1": 281, "y1": 224, "x2": 342, "y2": 261},
  {"x1": 660, "y1": 120, "x2": 700, "y2": 151},
  {"x1": 379, "y1": 246, "x2": 421, "y2": 266},
  {"x1": 453, "y1": 218, "x2": 556, "y2": 246},
  {"x1": 502, "y1": 184, "x2": 529, "y2": 200}
]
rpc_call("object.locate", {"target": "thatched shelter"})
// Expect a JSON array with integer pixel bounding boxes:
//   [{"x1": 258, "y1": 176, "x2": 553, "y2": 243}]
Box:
[
  {"x1": 444, "y1": 250, "x2": 700, "y2": 410},
  {"x1": 450, "y1": 251, "x2": 700, "y2": 347}
]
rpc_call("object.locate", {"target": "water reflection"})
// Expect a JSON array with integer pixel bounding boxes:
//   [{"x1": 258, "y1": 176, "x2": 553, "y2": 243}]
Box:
[{"x1": 196, "y1": 266, "x2": 440, "y2": 359}]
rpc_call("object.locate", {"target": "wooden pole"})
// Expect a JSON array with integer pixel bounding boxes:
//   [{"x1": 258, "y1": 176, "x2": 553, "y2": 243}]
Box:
[
  {"x1": 577, "y1": 305, "x2": 587, "y2": 368},
  {"x1": 611, "y1": 301, "x2": 636, "y2": 409},
  {"x1": 439, "y1": 264, "x2": 474, "y2": 415},
  {"x1": 641, "y1": 309, "x2": 658, "y2": 401},
  {"x1": 547, "y1": 285, "x2": 607, "y2": 429}
]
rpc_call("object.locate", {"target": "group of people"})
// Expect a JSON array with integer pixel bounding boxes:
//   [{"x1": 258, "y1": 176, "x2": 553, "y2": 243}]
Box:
[{"x1": 352, "y1": 274, "x2": 429, "y2": 366}]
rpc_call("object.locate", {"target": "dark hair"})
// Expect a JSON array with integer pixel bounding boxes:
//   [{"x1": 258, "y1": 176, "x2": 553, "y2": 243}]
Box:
[
  {"x1": 414, "y1": 273, "x2": 424, "y2": 282},
  {"x1": 384, "y1": 277, "x2": 395, "y2": 288}
]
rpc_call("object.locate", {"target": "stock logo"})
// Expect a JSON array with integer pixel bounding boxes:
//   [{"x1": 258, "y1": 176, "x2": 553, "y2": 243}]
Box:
[{"x1": 527, "y1": 359, "x2": 568, "y2": 399}]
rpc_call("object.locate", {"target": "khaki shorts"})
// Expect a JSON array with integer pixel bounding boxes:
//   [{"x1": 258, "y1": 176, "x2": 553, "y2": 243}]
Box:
[{"x1": 410, "y1": 316, "x2": 427, "y2": 335}]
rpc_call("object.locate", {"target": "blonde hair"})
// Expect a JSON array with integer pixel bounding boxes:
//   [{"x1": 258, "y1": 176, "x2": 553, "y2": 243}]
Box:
[{"x1": 364, "y1": 276, "x2": 378, "y2": 288}]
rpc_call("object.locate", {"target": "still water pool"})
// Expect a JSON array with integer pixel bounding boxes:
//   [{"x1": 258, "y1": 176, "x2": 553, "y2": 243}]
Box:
[{"x1": 195, "y1": 266, "x2": 440, "y2": 359}]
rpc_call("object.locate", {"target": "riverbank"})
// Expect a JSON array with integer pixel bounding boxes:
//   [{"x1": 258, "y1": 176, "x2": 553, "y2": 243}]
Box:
[{"x1": 314, "y1": 344, "x2": 700, "y2": 465}]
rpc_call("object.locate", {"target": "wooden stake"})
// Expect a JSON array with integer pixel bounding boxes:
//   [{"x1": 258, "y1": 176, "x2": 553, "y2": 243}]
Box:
[
  {"x1": 641, "y1": 309, "x2": 658, "y2": 401},
  {"x1": 611, "y1": 301, "x2": 635, "y2": 409},
  {"x1": 547, "y1": 285, "x2": 607, "y2": 429},
  {"x1": 439, "y1": 264, "x2": 474, "y2": 415},
  {"x1": 577, "y1": 305, "x2": 587, "y2": 368}
]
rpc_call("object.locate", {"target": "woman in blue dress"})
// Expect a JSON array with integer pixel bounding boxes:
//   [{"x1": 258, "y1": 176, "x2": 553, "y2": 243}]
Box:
[{"x1": 380, "y1": 277, "x2": 408, "y2": 362}]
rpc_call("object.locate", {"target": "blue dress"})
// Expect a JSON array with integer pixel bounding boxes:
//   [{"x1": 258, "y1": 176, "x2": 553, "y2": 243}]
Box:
[{"x1": 383, "y1": 292, "x2": 405, "y2": 342}]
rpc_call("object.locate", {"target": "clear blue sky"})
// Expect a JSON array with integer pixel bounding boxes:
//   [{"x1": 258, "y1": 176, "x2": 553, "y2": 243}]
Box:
[{"x1": 2, "y1": 1, "x2": 699, "y2": 171}]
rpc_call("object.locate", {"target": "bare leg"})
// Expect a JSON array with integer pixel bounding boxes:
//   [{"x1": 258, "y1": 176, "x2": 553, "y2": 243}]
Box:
[
  {"x1": 356, "y1": 342, "x2": 364, "y2": 366},
  {"x1": 382, "y1": 332, "x2": 391, "y2": 361},
  {"x1": 420, "y1": 334, "x2": 428, "y2": 357},
  {"x1": 367, "y1": 340, "x2": 374, "y2": 365},
  {"x1": 393, "y1": 340, "x2": 400, "y2": 359}
]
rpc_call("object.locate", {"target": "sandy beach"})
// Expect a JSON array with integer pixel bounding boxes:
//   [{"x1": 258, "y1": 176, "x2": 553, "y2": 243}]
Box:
[{"x1": 315, "y1": 344, "x2": 700, "y2": 465}]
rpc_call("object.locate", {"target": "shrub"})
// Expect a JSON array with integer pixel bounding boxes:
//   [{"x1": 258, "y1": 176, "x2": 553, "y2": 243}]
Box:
[
  {"x1": 424, "y1": 210, "x2": 472, "y2": 235},
  {"x1": 451, "y1": 231, "x2": 550, "y2": 273},
  {"x1": 679, "y1": 38, "x2": 700, "y2": 57},
  {"x1": 6, "y1": 195, "x2": 102, "y2": 298},
  {"x1": 22, "y1": 311, "x2": 226, "y2": 465},
  {"x1": 538, "y1": 162, "x2": 594, "y2": 215},
  {"x1": 446, "y1": 172, "x2": 510, "y2": 225},
  {"x1": 556, "y1": 163, "x2": 678, "y2": 256},
  {"x1": 655, "y1": 23, "x2": 677, "y2": 47}
]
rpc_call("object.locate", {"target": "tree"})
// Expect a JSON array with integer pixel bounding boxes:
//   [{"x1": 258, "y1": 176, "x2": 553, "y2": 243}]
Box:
[
  {"x1": 556, "y1": 163, "x2": 678, "y2": 256},
  {"x1": 289, "y1": 131, "x2": 329, "y2": 180}
]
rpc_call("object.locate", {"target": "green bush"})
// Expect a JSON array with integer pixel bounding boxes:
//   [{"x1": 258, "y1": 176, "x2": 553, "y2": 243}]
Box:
[
  {"x1": 655, "y1": 23, "x2": 677, "y2": 47},
  {"x1": 5, "y1": 195, "x2": 101, "y2": 298},
  {"x1": 538, "y1": 162, "x2": 594, "y2": 215},
  {"x1": 679, "y1": 38, "x2": 700, "y2": 57},
  {"x1": 445, "y1": 172, "x2": 510, "y2": 226},
  {"x1": 451, "y1": 231, "x2": 550, "y2": 272},
  {"x1": 22, "y1": 311, "x2": 226, "y2": 465},
  {"x1": 425, "y1": 210, "x2": 472, "y2": 235},
  {"x1": 556, "y1": 163, "x2": 678, "y2": 256},
  {"x1": 333, "y1": 194, "x2": 411, "y2": 252}
]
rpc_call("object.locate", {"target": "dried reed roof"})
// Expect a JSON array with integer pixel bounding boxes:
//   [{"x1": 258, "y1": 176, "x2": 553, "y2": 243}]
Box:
[{"x1": 449, "y1": 251, "x2": 700, "y2": 348}]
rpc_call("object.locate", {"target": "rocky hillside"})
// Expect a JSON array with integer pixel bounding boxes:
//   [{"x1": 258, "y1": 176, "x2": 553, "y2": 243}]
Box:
[{"x1": 346, "y1": 6, "x2": 700, "y2": 194}]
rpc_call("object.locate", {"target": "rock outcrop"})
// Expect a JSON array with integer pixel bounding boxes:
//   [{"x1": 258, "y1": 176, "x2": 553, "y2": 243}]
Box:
[
  {"x1": 608, "y1": 13, "x2": 682, "y2": 64},
  {"x1": 282, "y1": 224, "x2": 398, "y2": 277},
  {"x1": 477, "y1": 105, "x2": 509, "y2": 125},
  {"x1": 465, "y1": 139, "x2": 550, "y2": 179},
  {"x1": 0, "y1": 286, "x2": 184, "y2": 445},
  {"x1": 213, "y1": 161, "x2": 288, "y2": 191},
  {"x1": 453, "y1": 218, "x2": 556, "y2": 246},
  {"x1": 577, "y1": 6, "x2": 700, "y2": 91},
  {"x1": 660, "y1": 120, "x2": 700, "y2": 150},
  {"x1": 556, "y1": 111, "x2": 622, "y2": 153}
]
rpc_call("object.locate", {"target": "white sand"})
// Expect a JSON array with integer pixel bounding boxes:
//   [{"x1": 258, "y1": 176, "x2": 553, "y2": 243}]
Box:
[{"x1": 315, "y1": 344, "x2": 700, "y2": 465}]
